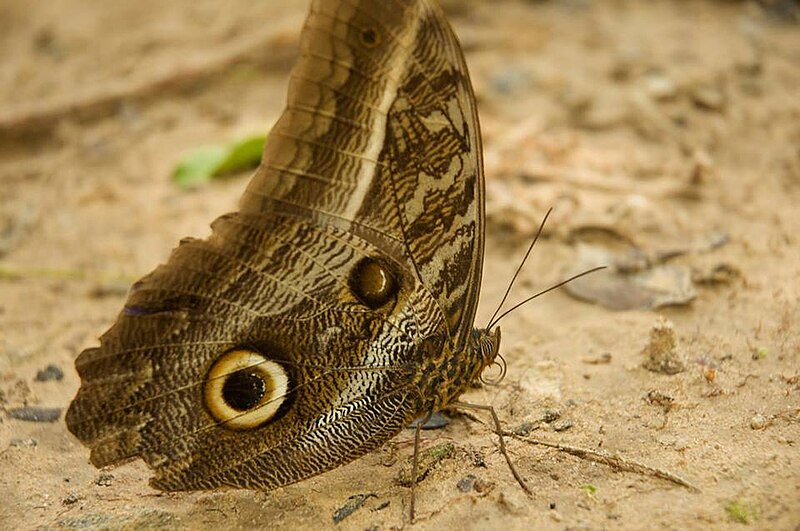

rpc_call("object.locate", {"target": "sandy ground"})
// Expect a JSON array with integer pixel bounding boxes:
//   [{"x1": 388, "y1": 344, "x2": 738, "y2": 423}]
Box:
[{"x1": 1, "y1": 1, "x2": 799, "y2": 529}]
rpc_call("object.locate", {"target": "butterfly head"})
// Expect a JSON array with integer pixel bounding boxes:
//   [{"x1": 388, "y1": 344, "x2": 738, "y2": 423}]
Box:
[{"x1": 472, "y1": 327, "x2": 506, "y2": 385}]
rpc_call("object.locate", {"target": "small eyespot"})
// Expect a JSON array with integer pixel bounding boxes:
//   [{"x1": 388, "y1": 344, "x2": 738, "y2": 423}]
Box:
[
  {"x1": 204, "y1": 349, "x2": 289, "y2": 430},
  {"x1": 349, "y1": 257, "x2": 398, "y2": 309},
  {"x1": 360, "y1": 27, "x2": 381, "y2": 48}
]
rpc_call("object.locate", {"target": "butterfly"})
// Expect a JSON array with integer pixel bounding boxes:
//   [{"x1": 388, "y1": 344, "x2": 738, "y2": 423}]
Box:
[{"x1": 66, "y1": 0, "x2": 528, "y2": 518}]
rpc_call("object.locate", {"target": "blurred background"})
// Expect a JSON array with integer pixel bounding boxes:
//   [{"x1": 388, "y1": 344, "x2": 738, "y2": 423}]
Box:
[{"x1": 1, "y1": 1, "x2": 798, "y2": 529}]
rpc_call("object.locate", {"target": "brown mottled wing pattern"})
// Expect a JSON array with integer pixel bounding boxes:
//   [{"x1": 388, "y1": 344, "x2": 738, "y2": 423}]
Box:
[
  {"x1": 66, "y1": 0, "x2": 483, "y2": 492},
  {"x1": 242, "y1": 0, "x2": 484, "y2": 349}
]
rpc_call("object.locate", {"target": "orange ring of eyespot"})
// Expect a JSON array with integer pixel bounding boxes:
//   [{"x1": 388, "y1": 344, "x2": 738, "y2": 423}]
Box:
[{"x1": 204, "y1": 349, "x2": 289, "y2": 430}]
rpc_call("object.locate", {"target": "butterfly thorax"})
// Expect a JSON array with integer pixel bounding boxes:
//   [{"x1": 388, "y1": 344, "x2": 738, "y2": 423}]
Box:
[{"x1": 415, "y1": 328, "x2": 502, "y2": 412}]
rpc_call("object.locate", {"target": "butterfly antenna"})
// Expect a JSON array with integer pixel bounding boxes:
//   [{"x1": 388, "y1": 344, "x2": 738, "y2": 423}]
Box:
[
  {"x1": 486, "y1": 208, "x2": 553, "y2": 329},
  {"x1": 488, "y1": 266, "x2": 606, "y2": 328}
]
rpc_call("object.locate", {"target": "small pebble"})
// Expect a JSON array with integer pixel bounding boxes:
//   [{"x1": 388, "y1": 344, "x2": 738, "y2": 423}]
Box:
[
  {"x1": 472, "y1": 452, "x2": 486, "y2": 468},
  {"x1": 641, "y1": 318, "x2": 686, "y2": 375},
  {"x1": 542, "y1": 409, "x2": 561, "y2": 423},
  {"x1": 512, "y1": 421, "x2": 536, "y2": 437},
  {"x1": 409, "y1": 411, "x2": 450, "y2": 430},
  {"x1": 9, "y1": 438, "x2": 38, "y2": 448},
  {"x1": 457, "y1": 474, "x2": 477, "y2": 492},
  {"x1": 95, "y1": 473, "x2": 114, "y2": 487},
  {"x1": 750, "y1": 414, "x2": 767, "y2": 430},
  {"x1": 62, "y1": 493, "x2": 80, "y2": 506},
  {"x1": 582, "y1": 352, "x2": 612, "y2": 365},
  {"x1": 553, "y1": 419, "x2": 574, "y2": 432},
  {"x1": 35, "y1": 364, "x2": 64, "y2": 382},
  {"x1": 658, "y1": 435, "x2": 678, "y2": 447},
  {"x1": 8, "y1": 406, "x2": 61, "y2": 423}
]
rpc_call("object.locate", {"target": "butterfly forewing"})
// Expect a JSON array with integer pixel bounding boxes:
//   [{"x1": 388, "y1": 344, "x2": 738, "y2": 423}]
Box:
[{"x1": 241, "y1": 0, "x2": 484, "y2": 348}]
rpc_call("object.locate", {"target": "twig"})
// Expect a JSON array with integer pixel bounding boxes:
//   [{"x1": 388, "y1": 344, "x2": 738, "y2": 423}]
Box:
[
  {"x1": 507, "y1": 432, "x2": 700, "y2": 492},
  {"x1": 460, "y1": 408, "x2": 697, "y2": 491},
  {"x1": 0, "y1": 27, "x2": 298, "y2": 144}
]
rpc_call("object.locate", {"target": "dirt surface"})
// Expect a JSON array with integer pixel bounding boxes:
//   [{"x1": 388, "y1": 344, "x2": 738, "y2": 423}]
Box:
[{"x1": 1, "y1": 1, "x2": 799, "y2": 529}]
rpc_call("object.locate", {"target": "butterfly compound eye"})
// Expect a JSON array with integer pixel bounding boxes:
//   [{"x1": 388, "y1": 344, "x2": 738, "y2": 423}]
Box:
[
  {"x1": 204, "y1": 350, "x2": 289, "y2": 430},
  {"x1": 350, "y1": 257, "x2": 398, "y2": 309}
]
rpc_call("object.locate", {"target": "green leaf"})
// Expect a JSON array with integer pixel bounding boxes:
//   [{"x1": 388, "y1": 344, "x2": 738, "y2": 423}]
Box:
[
  {"x1": 724, "y1": 500, "x2": 759, "y2": 524},
  {"x1": 172, "y1": 134, "x2": 266, "y2": 189},
  {"x1": 172, "y1": 145, "x2": 229, "y2": 189},
  {"x1": 216, "y1": 135, "x2": 266, "y2": 176}
]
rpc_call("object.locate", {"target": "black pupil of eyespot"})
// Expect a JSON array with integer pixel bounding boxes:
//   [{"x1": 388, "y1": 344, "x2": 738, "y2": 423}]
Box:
[
  {"x1": 222, "y1": 370, "x2": 266, "y2": 411},
  {"x1": 350, "y1": 258, "x2": 397, "y2": 309}
]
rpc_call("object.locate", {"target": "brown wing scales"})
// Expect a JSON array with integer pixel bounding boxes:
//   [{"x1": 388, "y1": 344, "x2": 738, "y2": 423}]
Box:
[{"x1": 67, "y1": 0, "x2": 483, "y2": 492}]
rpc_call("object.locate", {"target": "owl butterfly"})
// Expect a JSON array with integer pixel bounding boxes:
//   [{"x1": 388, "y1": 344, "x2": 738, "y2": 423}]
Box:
[{"x1": 66, "y1": 0, "x2": 529, "y2": 519}]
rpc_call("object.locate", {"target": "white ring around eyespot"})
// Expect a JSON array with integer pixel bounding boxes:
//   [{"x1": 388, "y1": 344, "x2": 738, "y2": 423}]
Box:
[{"x1": 204, "y1": 349, "x2": 289, "y2": 430}]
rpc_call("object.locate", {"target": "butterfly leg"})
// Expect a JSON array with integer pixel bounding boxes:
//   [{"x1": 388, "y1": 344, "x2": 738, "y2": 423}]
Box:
[
  {"x1": 452, "y1": 400, "x2": 532, "y2": 495},
  {"x1": 409, "y1": 409, "x2": 433, "y2": 523}
]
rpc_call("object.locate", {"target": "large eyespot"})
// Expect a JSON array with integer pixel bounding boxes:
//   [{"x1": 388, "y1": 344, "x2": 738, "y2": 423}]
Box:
[
  {"x1": 204, "y1": 349, "x2": 289, "y2": 430},
  {"x1": 349, "y1": 257, "x2": 398, "y2": 309}
]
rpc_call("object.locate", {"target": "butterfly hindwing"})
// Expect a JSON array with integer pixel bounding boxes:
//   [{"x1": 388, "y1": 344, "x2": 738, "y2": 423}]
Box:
[{"x1": 67, "y1": 0, "x2": 484, "y2": 492}]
